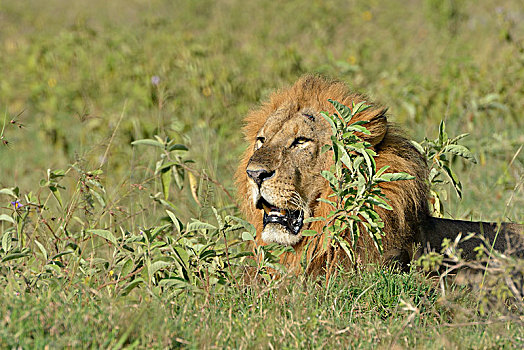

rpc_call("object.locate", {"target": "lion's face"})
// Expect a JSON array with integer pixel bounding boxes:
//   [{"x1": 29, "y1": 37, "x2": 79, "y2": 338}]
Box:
[
  {"x1": 237, "y1": 75, "x2": 429, "y2": 271},
  {"x1": 245, "y1": 105, "x2": 332, "y2": 245}
]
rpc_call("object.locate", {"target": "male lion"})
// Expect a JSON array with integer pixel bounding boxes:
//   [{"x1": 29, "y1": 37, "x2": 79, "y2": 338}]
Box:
[{"x1": 235, "y1": 75, "x2": 523, "y2": 273}]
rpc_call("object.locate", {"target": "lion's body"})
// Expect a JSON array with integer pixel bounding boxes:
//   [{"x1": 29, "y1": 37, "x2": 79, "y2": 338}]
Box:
[
  {"x1": 235, "y1": 75, "x2": 523, "y2": 274},
  {"x1": 420, "y1": 217, "x2": 524, "y2": 260}
]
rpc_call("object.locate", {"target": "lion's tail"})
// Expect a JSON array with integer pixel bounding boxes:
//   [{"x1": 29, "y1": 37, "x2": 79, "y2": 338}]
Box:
[{"x1": 418, "y1": 217, "x2": 524, "y2": 260}]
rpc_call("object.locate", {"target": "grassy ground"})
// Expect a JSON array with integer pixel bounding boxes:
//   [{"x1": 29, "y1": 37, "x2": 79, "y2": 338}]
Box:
[
  {"x1": 0, "y1": 0, "x2": 523, "y2": 348},
  {"x1": 1, "y1": 267, "x2": 522, "y2": 349}
]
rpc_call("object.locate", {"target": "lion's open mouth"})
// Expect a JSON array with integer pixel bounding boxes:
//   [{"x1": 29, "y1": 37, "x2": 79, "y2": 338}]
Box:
[{"x1": 257, "y1": 198, "x2": 304, "y2": 235}]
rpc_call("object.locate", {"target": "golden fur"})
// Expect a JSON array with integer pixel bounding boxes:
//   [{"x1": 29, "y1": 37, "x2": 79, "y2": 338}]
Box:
[{"x1": 235, "y1": 75, "x2": 523, "y2": 274}]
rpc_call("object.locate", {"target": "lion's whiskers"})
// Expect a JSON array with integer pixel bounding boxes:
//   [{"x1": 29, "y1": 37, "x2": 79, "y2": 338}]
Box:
[{"x1": 289, "y1": 191, "x2": 309, "y2": 215}]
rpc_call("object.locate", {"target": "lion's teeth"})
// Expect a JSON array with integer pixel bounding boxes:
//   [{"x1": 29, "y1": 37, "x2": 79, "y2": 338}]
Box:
[{"x1": 261, "y1": 200, "x2": 288, "y2": 217}]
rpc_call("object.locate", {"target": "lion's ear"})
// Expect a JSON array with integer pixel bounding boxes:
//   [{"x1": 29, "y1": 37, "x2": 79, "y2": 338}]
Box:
[{"x1": 359, "y1": 108, "x2": 387, "y2": 146}]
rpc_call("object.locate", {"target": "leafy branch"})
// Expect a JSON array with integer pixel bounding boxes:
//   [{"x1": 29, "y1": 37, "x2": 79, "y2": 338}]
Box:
[
  {"x1": 303, "y1": 100, "x2": 414, "y2": 269},
  {"x1": 411, "y1": 121, "x2": 477, "y2": 216}
]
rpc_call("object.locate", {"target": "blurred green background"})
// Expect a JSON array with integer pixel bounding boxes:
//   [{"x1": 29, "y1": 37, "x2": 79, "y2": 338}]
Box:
[{"x1": 1, "y1": 0, "x2": 522, "y2": 222}]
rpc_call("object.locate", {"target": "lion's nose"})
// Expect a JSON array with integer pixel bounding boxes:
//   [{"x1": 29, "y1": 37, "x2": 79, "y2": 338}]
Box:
[{"x1": 246, "y1": 169, "x2": 275, "y2": 186}]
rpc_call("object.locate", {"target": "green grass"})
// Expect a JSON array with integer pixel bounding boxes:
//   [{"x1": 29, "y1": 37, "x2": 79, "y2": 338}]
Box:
[
  {"x1": 1, "y1": 268, "x2": 522, "y2": 349},
  {"x1": 0, "y1": 0, "x2": 523, "y2": 348}
]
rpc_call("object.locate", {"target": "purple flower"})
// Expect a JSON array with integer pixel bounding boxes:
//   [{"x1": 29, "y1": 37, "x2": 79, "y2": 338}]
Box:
[
  {"x1": 151, "y1": 76, "x2": 160, "y2": 86},
  {"x1": 11, "y1": 200, "x2": 22, "y2": 209}
]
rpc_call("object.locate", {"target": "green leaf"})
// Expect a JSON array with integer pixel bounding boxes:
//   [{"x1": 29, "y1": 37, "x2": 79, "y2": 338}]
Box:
[
  {"x1": 149, "y1": 260, "x2": 171, "y2": 276},
  {"x1": 154, "y1": 135, "x2": 165, "y2": 144},
  {"x1": 242, "y1": 231, "x2": 255, "y2": 241},
  {"x1": 375, "y1": 165, "x2": 390, "y2": 178},
  {"x1": 443, "y1": 165, "x2": 462, "y2": 198},
  {"x1": 367, "y1": 196, "x2": 393, "y2": 211},
  {"x1": 231, "y1": 251, "x2": 254, "y2": 259},
  {"x1": 351, "y1": 101, "x2": 372, "y2": 115},
  {"x1": 90, "y1": 189, "x2": 106, "y2": 208},
  {"x1": 441, "y1": 144, "x2": 477, "y2": 164},
  {"x1": 167, "y1": 144, "x2": 188, "y2": 152},
  {"x1": 186, "y1": 219, "x2": 217, "y2": 232},
  {"x1": 173, "y1": 166, "x2": 184, "y2": 189},
  {"x1": 301, "y1": 230, "x2": 318, "y2": 237},
  {"x1": 321, "y1": 170, "x2": 337, "y2": 186},
  {"x1": 174, "y1": 246, "x2": 189, "y2": 268},
  {"x1": 0, "y1": 214, "x2": 15, "y2": 224},
  {"x1": 150, "y1": 224, "x2": 170, "y2": 241},
  {"x1": 438, "y1": 120, "x2": 448, "y2": 146},
  {"x1": 212, "y1": 207, "x2": 224, "y2": 230},
  {"x1": 370, "y1": 229, "x2": 384, "y2": 254},
  {"x1": 352, "y1": 157, "x2": 363, "y2": 173},
  {"x1": 166, "y1": 210, "x2": 182, "y2": 234},
  {"x1": 359, "y1": 210, "x2": 376, "y2": 228},
  {"x1": 375, "y1": 172, "x2": 415, "y2": 183},
  {"x1": 121, "y1": 278, "x2": 144, "y2": 295},
  {"x1": 45, "y1": 264, "x2": 62, "y2": 274},
  {"x1": 320, "y1": 144, "x2": 332, "y2": 154},
  {"x1": 158, "y1": 278, "x2": 195, "y2": 290},
  {"x1": 355, "y1": 147, "x2": 375, "y2": 175},
  {"x1": 347, "y1": 142, "x2": 365, "y2": 151},
  {"x1": 410, "y1": 140, "x2": 425, "y2": 155},
  {"x1": 428, "y1": 168, "x2": 440, "y2": 183},
  {"x1": 450, "y1": 133, "x2": 470, "y2": 143},
  {"x1": 49, "y1": 169, "x2": 65, "y2": 179},
  {"x1": 160, "y1": 167, "x2": 172, "y2": 200},
  {"x1": 88, "y1": 229, "x2": 118, "y2": 245},
  {"x1": 328, "y1": 99, "x2": 352, "y2": 122},
  {"x1": 227, "y1": 215, "x2": 256, "y2": 236},
  {"x1": 34, "y1": 240, "x2": 48, "y2": 261},
  {"x1": 336, "y1": 236, "x2": 355, "y2": 263},
  {"x1": 49, "y1": 186, "x2": 63, "y2": 207},
  {"x1": 0, "y1": 188, "x2": 16, "y2": 197},
  {"x1": 1, "y1": 252, "x2": 30, "y2": 262},
  {"x1": 2, "y1": 232, "x2": 12, "y2": 253},
  {"x1": 121, "y1": 259, "x2": 134, "y2": 277},
  {"x1": 337, "y1": 144, "x2": 353, "y2": 169},
  {"x1": 334, "y1": 116, "x2": 344, "y2": 131},
  {"x1": 199, "y1": 249, "x2": 217, "y2": 260},
  {"x1": 320, "y1": 111, "x2": 337, "y2": 135},
  {"x1": 345, "y1": 124, "x2": 371, "y2": 135},
  {"x1": 50, "y1": 251, "x2": 74, "y2": 260},
  {"x1": 331, "y1": 137, "x2": 341, "y2": 161},
  {"x1": 131, "y1": 139, "x2": 164, "y2": 148},
  {"x1": 156, "y1": 161, "x2": 179, "y2": 172}
]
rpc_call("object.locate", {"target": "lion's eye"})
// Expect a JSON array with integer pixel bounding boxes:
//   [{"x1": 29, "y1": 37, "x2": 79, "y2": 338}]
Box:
[
  {"x1": 291, "y1": 137, "x2": 312, "y2": 148},
  {"x1": 255, "y1": 137, "x2": 265, "y2": 150}
]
